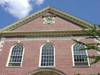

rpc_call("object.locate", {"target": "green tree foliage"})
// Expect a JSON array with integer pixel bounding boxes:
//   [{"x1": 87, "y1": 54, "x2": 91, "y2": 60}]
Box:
[{"x1": 72, "y1": 24, "x2": 100, "y2": 65}]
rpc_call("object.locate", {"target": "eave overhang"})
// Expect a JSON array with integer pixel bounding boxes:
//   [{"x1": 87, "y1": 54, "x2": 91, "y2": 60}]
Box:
[{"x1": 0, "y1": 29, "x2": 99, "y2": 37}]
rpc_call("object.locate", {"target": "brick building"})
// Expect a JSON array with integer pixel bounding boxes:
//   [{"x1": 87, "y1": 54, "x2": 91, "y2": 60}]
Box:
[{"x1": 0, "y1": 6, "x2": 100, "y2": 75}]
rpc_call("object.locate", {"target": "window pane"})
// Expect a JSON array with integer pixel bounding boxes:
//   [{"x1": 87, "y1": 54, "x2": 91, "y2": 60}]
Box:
[
  {"x1": 73, "y1": 43, "x2": 88, "y2": 66},
  {"x1": 41, "y1": 43, "x2": 54, "y2": 66},
  {"x1": 8, "y1": 44, "x2": 24, "y2": 67}
]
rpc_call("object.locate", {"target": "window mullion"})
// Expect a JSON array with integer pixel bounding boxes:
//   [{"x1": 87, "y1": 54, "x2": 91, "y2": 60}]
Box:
[
  {"x1": 8, "y1": 44, "x2": 23, "y2": 67},
  {"x1": 41, "y1": 43, "x2": 54, "y2": 66},
  {"x1": 73, "y1": 43, "x2": 88, "y2": 66}
]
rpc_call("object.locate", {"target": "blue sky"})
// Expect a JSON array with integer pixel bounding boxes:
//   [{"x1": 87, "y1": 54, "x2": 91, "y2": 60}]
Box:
[{"x1": 0, "y1": 0, "x2": 100, "y2": 29}]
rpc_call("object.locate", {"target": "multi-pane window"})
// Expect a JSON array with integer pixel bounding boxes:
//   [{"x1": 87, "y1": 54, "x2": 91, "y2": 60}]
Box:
[
  {"x1": 7, "y1": 44, "x2": 24, "y2": 67},
  {"x1": 73, "y1": 43, "x2": 88, "y2": 66},
  {"x1": 41, "y1": 43, "x2": 54, "y2": 66}
]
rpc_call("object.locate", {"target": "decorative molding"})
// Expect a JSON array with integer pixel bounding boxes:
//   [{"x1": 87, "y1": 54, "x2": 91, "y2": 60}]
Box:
[
  {"x1": 76, "y1": 39, "x2": 80, "y2": 41},
  {"x1": 18, "y1": 40, "x2": 21, "y2": 43},
  {"x1": 94, "y1": 39, "x2": 100, "y2": 54},
  {"x1": 0, "y1": 6, "x2": 96, "y2": 32},
  {"x1": 43, "y1": 16, "x2": 55, "y2": 24},
  {"x1": 94, "y1": 39, "x2": 100, "y2": 43},
  {"x1": 26, "y1": 68, "x2": 66, "y2": 75},
  {"x1": 1, "y1": 35, "x2": 86, "y2": 42},
  {"x1": 0, "y1": 29, "x2": 89, "y2": 37},
  {"x1": 98, "y1": 45, "x2": 100, "y2": 54},
  {"x1": 26, "y1": 34, "x2": 71, "y2": 38},
  {"x1": 47, "y1": 40, "x2": 50, "y2": 42},
  {"x1": 0, "y1": 49, "x2": 2, "y2": 51},
  {"x1": 0, "y1": 45, "x2": 3, "y2": 47},
  {"x1": 1, "y1": 37, "x2": 6, "y2": 39},
  {"x1": 0, "y1": 41, "x2": 4, "y2": 47},
  {"x1": 0, "y1": 40, "x2": 4, "y2": 55}
]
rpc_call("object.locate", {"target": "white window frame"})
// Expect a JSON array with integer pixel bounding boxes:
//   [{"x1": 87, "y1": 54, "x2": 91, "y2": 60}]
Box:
[
  {"x1": 6, "y1": 43, "x2": 25, "y2": 67},
  {"x1": 39, "y1": 42, "x2": 55, "y2": 67},
  {"x1": 71, "y1": 43, "x2": 90, "y2": 67}
]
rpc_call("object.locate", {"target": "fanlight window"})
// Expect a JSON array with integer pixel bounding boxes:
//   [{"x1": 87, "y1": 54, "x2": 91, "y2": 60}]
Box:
[
  {"x1": 73, "y1": 43, "x2": 88, "y2": 66},
  {"x1": 41, "y1": 43, "x2": 54, "y2": 66},
  {"x1": 7, "y1": 44, "x2": 24, "y2": 67},
  {"x1": 46, "y1": 18, "x2": 53, "y2": 23}
]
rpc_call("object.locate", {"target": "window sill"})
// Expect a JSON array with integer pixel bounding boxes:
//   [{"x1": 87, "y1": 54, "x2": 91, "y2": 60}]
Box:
[
  {"x1": 38, "y1": 66, "x2": 55, "y2": 68},
  {"x1": 73, "y1": 66, "x2": 90, "y2": 68},
  {"x1": 5, "y1": 66, "x2": 22, "y2": 68}
]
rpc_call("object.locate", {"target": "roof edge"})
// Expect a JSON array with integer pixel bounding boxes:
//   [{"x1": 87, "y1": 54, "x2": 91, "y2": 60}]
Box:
[{"x1": 0, "y1": 6, "x2": 98, "y2": 31}]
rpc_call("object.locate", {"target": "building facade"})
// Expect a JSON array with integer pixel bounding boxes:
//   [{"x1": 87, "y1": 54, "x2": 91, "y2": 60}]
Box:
[{"x1": 0, "y1": 6, "x2": 100, "y2": 75}]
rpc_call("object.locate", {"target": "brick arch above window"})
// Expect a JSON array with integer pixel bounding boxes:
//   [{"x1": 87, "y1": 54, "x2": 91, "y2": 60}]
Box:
[{"x1": 26, "y1": 68, "x2": 66, "y2": 75}]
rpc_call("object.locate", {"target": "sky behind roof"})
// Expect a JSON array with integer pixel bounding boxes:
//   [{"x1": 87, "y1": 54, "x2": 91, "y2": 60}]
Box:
[{"x1": 0, "y1": 0, "x2": 100, "y2": 29}]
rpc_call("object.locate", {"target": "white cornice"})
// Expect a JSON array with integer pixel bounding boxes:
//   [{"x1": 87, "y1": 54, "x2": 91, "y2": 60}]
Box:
[{"x1": 0, "y1": 29, "x2": 87, "y2": 37}]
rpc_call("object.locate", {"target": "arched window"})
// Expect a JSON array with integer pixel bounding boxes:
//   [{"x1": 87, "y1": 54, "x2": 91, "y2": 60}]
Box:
[
  {"x1": 73, "y1": 43, "x2": 89, "y2": 66},
  {"x1": 7, "y1": 44, "x2": 24, "y2": 67},
  {"x1": 40, "y1": 43, "x2": 55, "y2": 67}
]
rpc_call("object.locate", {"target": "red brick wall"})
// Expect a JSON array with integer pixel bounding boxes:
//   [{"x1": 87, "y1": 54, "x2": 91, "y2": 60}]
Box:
[
  {"x1": 0, "y1": 39, "x2": 100, "y2": 75},
  {"x1": 0, "y1": 12, "x2": 99, "y2": 75}
]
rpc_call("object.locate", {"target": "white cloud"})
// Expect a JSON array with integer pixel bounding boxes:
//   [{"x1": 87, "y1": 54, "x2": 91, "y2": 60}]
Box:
[
  {"x1": 0, "y1": 0, "x2": 45, "y2": 19},
  {"x1": 35, "y1": 0, "x2": 45, "y2": 6}
]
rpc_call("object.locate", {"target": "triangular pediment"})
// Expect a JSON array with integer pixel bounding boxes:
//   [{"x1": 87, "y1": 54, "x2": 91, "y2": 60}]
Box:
[{"x1": 0, "y1": 6, "x2": 96, "y2": 32}]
